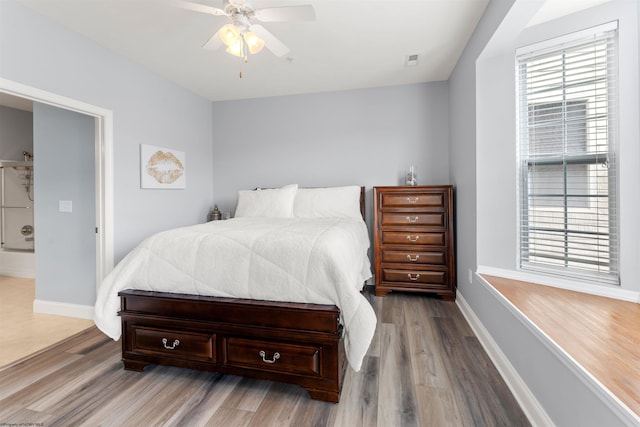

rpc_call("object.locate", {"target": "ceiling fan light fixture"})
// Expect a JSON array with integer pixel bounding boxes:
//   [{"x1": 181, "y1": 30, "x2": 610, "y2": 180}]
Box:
[
  {"x1": 225, "y1": 39, "x2": 244, "y2": 57},
  {"x1": 219, "y1": 24, "x2": 240, "y2": 47},
  {"x1": 244, "y1": 31, "x2": 265, "y2": 54},
  {"x1": 187, "y1": 1, "x2": 316, "y2": 63}
]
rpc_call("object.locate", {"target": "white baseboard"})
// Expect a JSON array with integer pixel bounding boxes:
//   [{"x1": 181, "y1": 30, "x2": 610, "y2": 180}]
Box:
[
  {"x1": 456, "y1": 291, "x2": 554, "y2": 427},
  {"x1": 33, "y1": 299, "x2": 94, "y2": 320}
]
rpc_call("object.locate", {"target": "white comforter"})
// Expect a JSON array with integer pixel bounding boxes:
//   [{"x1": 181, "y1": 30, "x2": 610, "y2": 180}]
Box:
[{"x1": 94, "y1": 217, "x2": 376, "y2": 371}]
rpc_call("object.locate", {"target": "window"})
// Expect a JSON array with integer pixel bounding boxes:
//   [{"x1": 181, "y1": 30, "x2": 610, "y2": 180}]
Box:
[{"x1": 516, "y1": 22, "x2": 619, "y2": 286}]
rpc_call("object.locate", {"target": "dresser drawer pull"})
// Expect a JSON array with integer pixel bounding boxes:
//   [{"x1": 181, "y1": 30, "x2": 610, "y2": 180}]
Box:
[
  {"x1": 406, "y1": 216, "x2": 419, "y2": 223},
  {"x1": 259, "y1": 350, "x2": 281, "y2": 364},
  {"x1": 407, "y1": 254, "x2": 420, "y2": 262},
  {"x1": 406, "y1": 197, "x2": 419, "y2": 204},
  {"x1": 407, "y1": 273, "x2": 421, "y2": 281},
  {"x1": 406, "y1": 235, "x2": 420, "y2": 242},
  {"x1": 161, "y1": 338, "x2": 180, "y2": 350}
]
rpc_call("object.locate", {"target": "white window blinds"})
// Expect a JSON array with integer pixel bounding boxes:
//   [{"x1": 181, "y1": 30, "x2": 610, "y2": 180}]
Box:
[{"x1": 516, "y1": 22, "x2": 619, "y2": 286}]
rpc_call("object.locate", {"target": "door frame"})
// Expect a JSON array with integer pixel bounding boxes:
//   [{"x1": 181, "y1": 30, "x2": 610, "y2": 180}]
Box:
[{"x1": 0, "y1": 77, "x2": 114, "y2": 288}]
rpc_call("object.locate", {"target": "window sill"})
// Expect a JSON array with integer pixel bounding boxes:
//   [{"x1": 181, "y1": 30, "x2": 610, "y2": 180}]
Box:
[
  {"x1": 478, "y1": 271, "x2": 640, "y2": 423},
  {"x1": 477, "y1": 266, "x2": 639, "y2": 303}
]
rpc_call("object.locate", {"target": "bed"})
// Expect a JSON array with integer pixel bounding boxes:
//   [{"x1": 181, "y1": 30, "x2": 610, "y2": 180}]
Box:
[{"x1": 94, "y1": 185, "x2": 376, "y2": 402}]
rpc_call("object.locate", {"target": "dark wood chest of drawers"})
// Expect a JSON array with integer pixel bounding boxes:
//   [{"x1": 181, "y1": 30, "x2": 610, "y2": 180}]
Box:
[{"x1": 373, "y1": 186, "x2": 456, "y2": 300}]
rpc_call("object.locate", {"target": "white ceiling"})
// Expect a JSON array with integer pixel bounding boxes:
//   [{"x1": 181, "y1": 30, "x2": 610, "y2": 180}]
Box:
[
  {"x1": 9, "y1": 0, "x2": 613, "y2": 107},
  {"x1": 18, "y1": 0, "x2": 490, "y2": 102}
]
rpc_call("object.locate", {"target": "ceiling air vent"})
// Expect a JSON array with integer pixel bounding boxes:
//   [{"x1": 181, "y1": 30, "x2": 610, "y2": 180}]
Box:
[{"x1": 405, "y1": 54, "x2": 419, "y2": 67}]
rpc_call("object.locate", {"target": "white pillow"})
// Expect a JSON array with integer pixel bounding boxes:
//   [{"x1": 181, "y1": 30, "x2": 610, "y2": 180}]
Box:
[
  {"x1": 293, "y1": 186, "x2": 362, "y2": 219},
  {"x1": 234, "y1": 184, "x2": 298, "y2": 218}
]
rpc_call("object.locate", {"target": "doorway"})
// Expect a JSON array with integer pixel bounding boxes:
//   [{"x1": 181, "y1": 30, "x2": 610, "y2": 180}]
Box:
[{"x1": 0, "y1": 77, "x2": 113, "y2": 315}]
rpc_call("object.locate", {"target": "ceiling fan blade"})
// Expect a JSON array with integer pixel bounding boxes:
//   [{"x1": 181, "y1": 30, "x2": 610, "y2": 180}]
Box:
[
  {"x1": 251, "y1": 24, "x2": 290, "y2": 57},
  {"x1": 202, "y1": 29, "x2": 223, "y2": 50},
  {"x1": 174, "y1": 1, "x2": 226, "y2": 16},
  {"x1": 255, "y1": 5, "x2": 316, "y2": 22}
]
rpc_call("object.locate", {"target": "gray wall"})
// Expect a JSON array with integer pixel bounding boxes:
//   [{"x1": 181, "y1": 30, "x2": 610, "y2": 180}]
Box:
[
  {"x1": 449, "y1": 0, "x2": 517, "y2": 299},
  {"x1": 211, "y1": 82, "x2": 450, "y2": 227},
  {"x1": 476, "y1": 49, "x2": 517, "y2": 270},
  {"x1": 0, "y1": 0, "x2": 214, "y2": 271},
  {"x1": 0, "y1": 105, "x2": 32, "y2": 161},
  {"x1": 33, "y1": 103, "x2": 95, "y2": 305},
  {"x1": 450, "y1": 0, "x2": 638, "y2": 425}
]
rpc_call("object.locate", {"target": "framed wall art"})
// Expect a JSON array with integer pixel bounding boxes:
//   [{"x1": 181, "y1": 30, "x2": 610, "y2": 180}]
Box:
[{"x1": 140, "y1": 144, "x2": 186, "y2": 189}]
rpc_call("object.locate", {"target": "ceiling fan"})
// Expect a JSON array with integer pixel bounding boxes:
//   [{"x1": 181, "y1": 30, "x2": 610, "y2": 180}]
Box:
[{"x1": 177, "y1": 0, "x2": 316, "y2": 59}]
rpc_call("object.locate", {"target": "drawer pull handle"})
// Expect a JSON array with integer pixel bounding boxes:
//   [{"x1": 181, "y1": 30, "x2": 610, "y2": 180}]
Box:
[
  {"x1": 406, "y1": 235, "x2": 420, "y2": 242},
  {"x1": 407, "y1": 254, "x2": 420, "y2": 262},
  {"x1": 408, "y1": 273, "x2": 421, "y2": 281},
  {"x1": 406, "y1": 216, "x2": 419, "y2": 223},
  {"x1": 162, "y1": 338, "x2": 180, "y2": 350},
  {"x1": 259, "y1": 350, "x2": 281, "y2": 364},
  {"x1": 406, "y1": 197, "x2": 419, "y2": 204}
]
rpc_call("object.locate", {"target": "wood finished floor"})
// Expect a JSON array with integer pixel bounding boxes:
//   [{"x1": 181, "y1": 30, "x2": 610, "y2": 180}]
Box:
[
  {"x1": 0, "y1": 291, "x2": 530, "y2": 426},
  {"x1": 0, "y1": 276, "x2": 94, "y2": 368},
  {"x1": 483, "y1": 274, "x2": 640, "y2": 419}
]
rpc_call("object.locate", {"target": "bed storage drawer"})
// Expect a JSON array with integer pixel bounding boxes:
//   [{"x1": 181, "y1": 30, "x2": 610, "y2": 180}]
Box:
[
  {"x1": 223, "y1": 337, "x2": 321, "y2": 376},
  {"x1": 129, "y1": 326, "x2": 215, "y2": 363},
  {"x1": 119, "y1": 289, "x2": 345, "y2": 403}
]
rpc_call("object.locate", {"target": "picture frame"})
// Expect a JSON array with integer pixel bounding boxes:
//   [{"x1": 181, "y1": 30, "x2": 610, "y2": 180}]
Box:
[{"x1": 140, "y1": 144, "x2": 186, "y2": 189}]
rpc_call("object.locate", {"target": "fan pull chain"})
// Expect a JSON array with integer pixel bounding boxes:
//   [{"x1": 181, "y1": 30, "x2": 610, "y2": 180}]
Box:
[{"x1": 238, "y1": 37, "x2": 248, "y2": 78}]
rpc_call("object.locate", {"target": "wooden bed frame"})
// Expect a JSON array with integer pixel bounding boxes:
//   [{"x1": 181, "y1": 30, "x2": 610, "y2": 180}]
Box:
[{"x1": 118, "y1": 187, "x2": 366, "y2": 403}]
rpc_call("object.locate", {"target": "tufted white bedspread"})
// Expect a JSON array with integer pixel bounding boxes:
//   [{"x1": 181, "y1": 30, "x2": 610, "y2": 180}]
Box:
[{"x1": 94, "y1": 217, "x2": 376, "y2": 371}]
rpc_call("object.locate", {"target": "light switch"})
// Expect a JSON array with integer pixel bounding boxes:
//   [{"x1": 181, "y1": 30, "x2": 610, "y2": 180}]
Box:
[{"x1": 59, "y1": 200, "x2": 72, "y2": 212}]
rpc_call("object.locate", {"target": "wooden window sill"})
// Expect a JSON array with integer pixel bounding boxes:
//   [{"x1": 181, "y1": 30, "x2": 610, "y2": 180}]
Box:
[{"x1": 481, "y1": 274, "x2": 640, "y2": 420}]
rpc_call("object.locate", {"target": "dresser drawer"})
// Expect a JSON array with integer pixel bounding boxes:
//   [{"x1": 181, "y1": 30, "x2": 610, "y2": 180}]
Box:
[
  {"x1": 224, "y1": 337, "x2": 321, "y2": 376},
  {"x1": 131, "y1": 326, "x2": 215, "y2": 363},
  {"x1": 382, "y1": 269, "x2": 448, "y2": 286},
  {"x1": 381, "y1": 231, "x2": 446, "y2": 246},
  {"x1": 381, "y1": 250, "x2": 447, "y2": 266},
  {"x1": 380, "y1": 192, "x2": 446, "y2": 209},
  {"x1": 381, "y1": 212, "x2": 446, "y2": 228}
]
